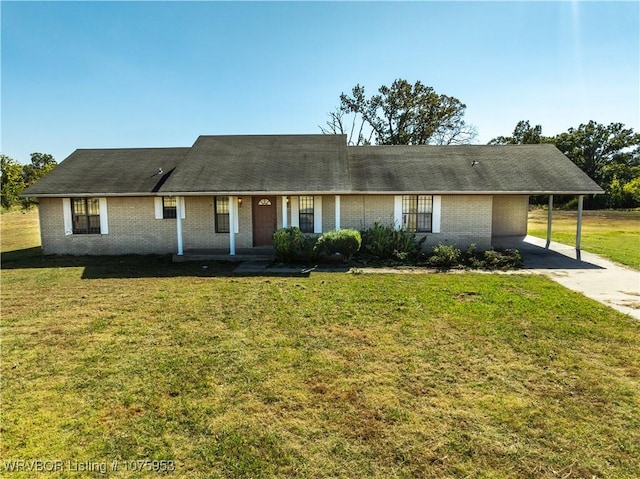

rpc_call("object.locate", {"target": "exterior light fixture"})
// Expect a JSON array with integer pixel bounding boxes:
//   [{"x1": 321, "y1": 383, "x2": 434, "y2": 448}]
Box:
[{"x1": 238, "y1": 197, "x2": 243, "y2": 206}]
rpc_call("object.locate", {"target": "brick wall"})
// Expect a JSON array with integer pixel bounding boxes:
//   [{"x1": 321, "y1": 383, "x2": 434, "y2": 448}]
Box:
[
  {"x1": 38, "y1": 196, "x2": 178, "y2": 255},
  {"x1": 38, "y1": 195, "x2": 254, "y2": 255},
  {"x1": 183, "y1": 196, "x2": 252, "y2": 250},
  {"x1": 491, "y1": 195, "x2": 528, "y2": 237},
  {"x1": 340, "y1": 195, "x2": 395, "y2": 231},
  {"x1": 433, "y1": 195, "x2": 493, "y2": 250},
  {"x1": 339, "y1": 194, "x2": 494, "y2": 250},
  {"x1": 38, "y1": 193, "x2": 520, "y2": 255}
]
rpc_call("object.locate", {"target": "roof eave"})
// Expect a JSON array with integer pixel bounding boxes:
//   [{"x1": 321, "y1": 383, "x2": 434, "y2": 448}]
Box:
[{"x1": 25, "y1": 189, "x2": 604, "y2": 197}]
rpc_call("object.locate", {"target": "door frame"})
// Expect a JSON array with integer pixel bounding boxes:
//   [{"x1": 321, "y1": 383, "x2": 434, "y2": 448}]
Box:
[{"x1": 251, "y1": 196, "x2": 277, "y2": 246}]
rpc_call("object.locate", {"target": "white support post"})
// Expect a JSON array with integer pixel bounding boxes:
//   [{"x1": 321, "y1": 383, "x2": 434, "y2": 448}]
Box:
[
  {"x1": 282, "y1": 196, "x2": 288, "y2": 228},
  {"x1": 335, "y1": 195, "x2": 341, "y2": 230},
  {"x1": 546, "y1": 195, "x2": 553, "y2": 249},
  {"x1": 229, "y1": 195, "x2": 236, "y2": 256},
  {"x1": 176, "y1": 196, "x2": 184, "y2": 256},
  {"x1": 576, "y1": 195, "x2": 584, "y2": 261}
]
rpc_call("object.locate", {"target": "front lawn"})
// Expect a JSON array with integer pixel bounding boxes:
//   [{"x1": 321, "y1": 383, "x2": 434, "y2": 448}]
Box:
[
  {"x1": 2, "y1": 210, "x2": 639, "y2": 478},
  {"x1": 528, "y1": 208, "x2": 640, "y2": 269}
]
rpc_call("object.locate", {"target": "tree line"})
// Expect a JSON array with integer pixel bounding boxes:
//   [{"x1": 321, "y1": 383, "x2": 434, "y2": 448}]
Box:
[
  {"x1": 1, "y1": 153, "x2": 57, "y2": 209},
  {"x1": 322, "y1": 79, "x2": 640, "y2": 209}
]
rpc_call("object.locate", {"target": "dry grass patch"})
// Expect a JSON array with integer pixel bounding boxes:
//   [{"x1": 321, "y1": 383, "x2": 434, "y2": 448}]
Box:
[{"x1": 2, "y1": 207, "x2": 640, "y2": 478}]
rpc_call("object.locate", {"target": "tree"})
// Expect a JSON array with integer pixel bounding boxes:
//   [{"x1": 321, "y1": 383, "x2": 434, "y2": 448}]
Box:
[
  {"x1": 488, "y1": 120, "x2": 548, "y2": 145},
  {"x1": 1, "y1": 155, "x2": 25, "y2": 208},
  {"x1": 23, "y1": 152, "x2": 57, "y2": 187},
  {"x1": 321, "y1": 79, "x2": 476, "y2": 145},
  {"x1": 489, "y1": 120, "x2": 640, "y2": 208},
  {"x1": 553, "y1": 121, "x2": 639, "y2": 186}
]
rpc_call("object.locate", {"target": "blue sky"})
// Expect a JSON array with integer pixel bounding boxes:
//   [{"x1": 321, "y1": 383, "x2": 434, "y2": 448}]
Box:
[{"x1": 2, "y1": 1, "x2": 639, "y2": 163}]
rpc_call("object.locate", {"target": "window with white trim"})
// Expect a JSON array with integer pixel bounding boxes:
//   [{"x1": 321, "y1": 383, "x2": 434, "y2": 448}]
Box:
[
  {"x1": 71, "y1": 198, "x2": 101, "y2": 234},
  {"x1": 298, "y1": 196, "x2": 314, "y2": 233},
  {"x1": 162, "y1": 197, "x2": 177, "y2": 219},
  {"x1": 402, "y1": 195, "x2": 433, "y2": 232},
  {"x1": 215, "y1": 196, "x2": 230, "y2": 233}
]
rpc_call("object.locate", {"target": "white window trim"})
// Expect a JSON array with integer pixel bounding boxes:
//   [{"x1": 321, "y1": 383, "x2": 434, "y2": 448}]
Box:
[
  {"x1": 432, "y1": 195, "x2": 441, "y2": 233},
  {"x1": 63, "y1": 198, "x2": 73, "y2": 235},
  {"x1": 393, "y1": 195, "x2": 403, "y2": 231},
  {"x1": 290, "y1": 196, "x2": 299, "y2": 228},
  {"x1": 63, "y1": 197, "x2": 109, "y2": 235},
  {"x1": 155, "y1": 196, "x2": 184, "y2": 219},
  {"x1": 394, "y1": 194, "x2": 441, "y2": 233},
  {"x1": 99, "y1": 198, "x2": 109, "y2": 234},
  {"x1": 313, "y1": 195, "x2": 323, "y2": 233},
  {"x1": 154, "y1": 197, "x2": 163, "y2": 219}
]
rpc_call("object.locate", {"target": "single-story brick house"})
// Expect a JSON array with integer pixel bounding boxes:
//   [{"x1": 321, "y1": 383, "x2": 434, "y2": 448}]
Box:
[{"x1": 23, "y1": 134, "x2": 602, "y2": 256}]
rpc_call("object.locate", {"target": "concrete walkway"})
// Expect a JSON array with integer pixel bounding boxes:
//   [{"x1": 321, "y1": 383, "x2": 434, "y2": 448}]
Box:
[{"x1": 517, "y1": 235, "x2": 640, "y2": 319}]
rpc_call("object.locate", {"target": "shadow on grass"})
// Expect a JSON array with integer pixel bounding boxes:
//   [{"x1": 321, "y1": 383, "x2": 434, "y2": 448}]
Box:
[{"x1": 0, "y1": 249, "x2": 311, "y2": 278}]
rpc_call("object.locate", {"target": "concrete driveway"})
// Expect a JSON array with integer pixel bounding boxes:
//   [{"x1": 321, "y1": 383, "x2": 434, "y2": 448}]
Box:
[{"x1": 515, "y1": 235, "x2": 640, "y2": 319}]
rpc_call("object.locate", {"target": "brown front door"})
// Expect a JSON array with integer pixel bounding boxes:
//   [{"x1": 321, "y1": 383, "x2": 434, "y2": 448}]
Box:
[{"x1": 252, "y1": 196, "x2": 277, "y2": 246}]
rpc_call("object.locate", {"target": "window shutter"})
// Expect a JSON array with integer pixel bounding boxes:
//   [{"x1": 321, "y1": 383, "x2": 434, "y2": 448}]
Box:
[
  {"x1": 432, "y1": 195, "x2": 441, "y2": 233},
  {"x1": 99, "y1": 197, "x2": 109, "y2": 234},
  {"x1": 313, "y1": 195, "x2": 323, "y2": 233},
  {"x1": 180, "y1": 197, "x2": 186, "y2": 219},
  {"x1": 154, "y1": 197, "x2": 163, "y2": 219},
  {"x1": 63, "y1": 198, "x2": 73, "y2": 235},
  {"x1": 290, "y1": 196, "x2": 299, "y2": 228},
  {"x1": 393, "y1": 195, "x2": 403, "y2": 230}
]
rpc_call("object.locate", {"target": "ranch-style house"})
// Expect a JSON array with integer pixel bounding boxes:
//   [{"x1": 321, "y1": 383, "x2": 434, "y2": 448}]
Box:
[{"x1": 22, "y1": 134, "x2": 603, "y2": 257}]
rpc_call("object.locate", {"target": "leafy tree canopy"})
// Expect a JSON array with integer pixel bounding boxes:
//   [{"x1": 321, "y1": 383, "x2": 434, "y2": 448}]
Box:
[
  {"x1": 23, "y1": 152, "x2": 57, "y2": 187},
  {"x1": 491, "y1": 120, "x2": 640, "y2": 208},
  {"x1": 1, "y1": 155, "x2": 25, "y2": 209},
  {"x1": 321, "y1": 79, "x2": 476, "y2": 146},
  {"x1": 553, "y1": 121, "x2": 639, "y2": 185},
  {"x1": 0, "y1": 152, "x2": 57, "y2": 209},
  {"x1": 488, "y1": 120, "x2": 550, "y2": 145}
]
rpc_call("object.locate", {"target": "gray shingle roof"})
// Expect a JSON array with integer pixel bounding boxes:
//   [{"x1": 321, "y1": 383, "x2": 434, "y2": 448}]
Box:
[
  {"x1": 348, "y1": 144, "x2": 603, "y2": 194},
  {"x1": 22, "y1": 136, "x2": 603, "y2": 196},
  {"x1": 160, "y1": 135, "x2": 351, "y2": 194},
  {"x1": 22, "y1": 148, "x2": 189, "y2": 196}
]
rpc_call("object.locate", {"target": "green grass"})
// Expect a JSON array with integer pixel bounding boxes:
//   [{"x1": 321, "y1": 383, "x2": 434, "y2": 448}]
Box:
[
  {"x1": 528, "y1": 209, "x2": 640, "y2": 270},
  {"x1": 2, "y1": 209, "x2": 640, "y2": 478}
]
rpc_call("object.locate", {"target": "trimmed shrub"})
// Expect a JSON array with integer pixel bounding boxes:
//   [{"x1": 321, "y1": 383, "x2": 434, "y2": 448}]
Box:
[
  {"x1": 428, "y1": 244, "x2": 461, "y2": 269},
  {"x1": 315, "y1": 229, "x2": 362, "y2": 262},
  {"x1": 359, "y1": 222, "x2": 426, "y2": 262},
  {"x1": 273, "y1": 227, "x2": 307, "y2": 263}
]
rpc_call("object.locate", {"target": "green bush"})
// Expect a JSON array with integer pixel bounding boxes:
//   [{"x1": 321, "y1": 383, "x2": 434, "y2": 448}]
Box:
[
  {"x1": 482, "y1": 249, "x2": 523, "y2": 270},
  {"x1": 428, "y1": 244, "x2": 461, "y2": 269},
  {"x1": 303, "y1": 235, "x2": 320, "y2": 263},
  {"x1": 273, "y1": 227, "x2": 307, "y2": 263},
  {"x1": 462, "y1": 243, "x2": 485, "y2": 268},
  {"x1": 359, "y1": 222, "x2": 426, "y2": 261},
  {"x1": 315, "y1": 229, "x2": 362, "y2": 262}
]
